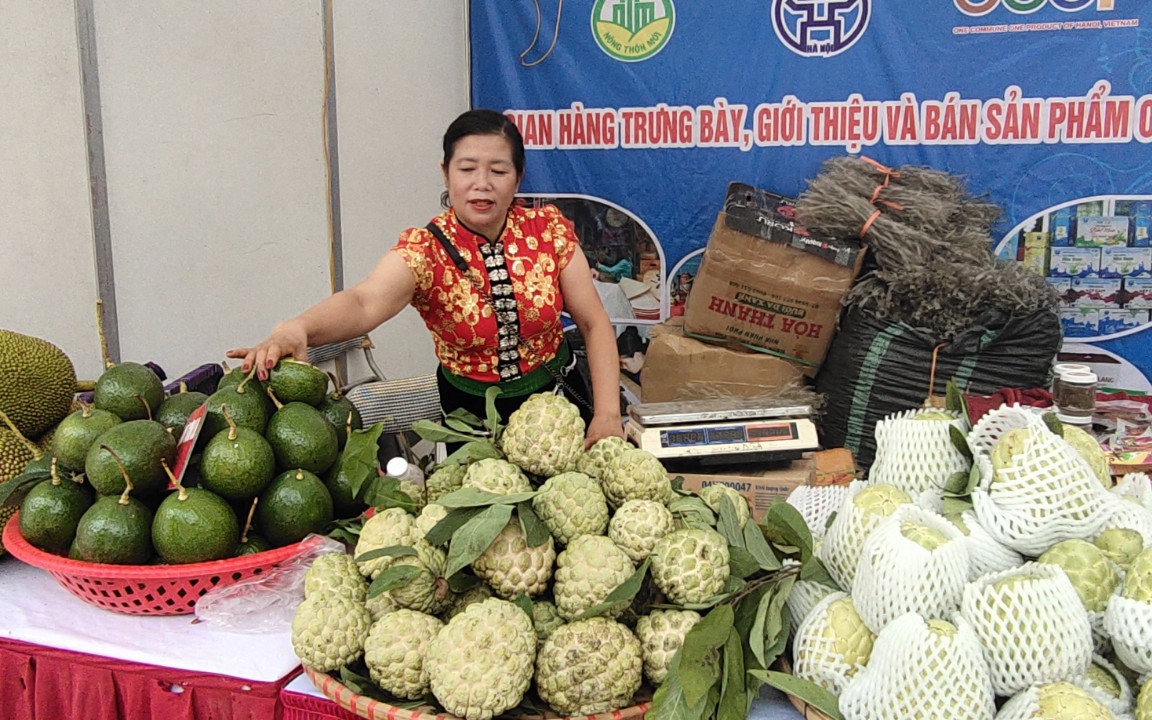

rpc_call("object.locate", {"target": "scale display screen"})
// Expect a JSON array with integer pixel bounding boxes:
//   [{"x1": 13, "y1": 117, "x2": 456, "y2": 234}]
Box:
[{"x1": 659, "y1": 421, "x2": 798, "y2": 448}]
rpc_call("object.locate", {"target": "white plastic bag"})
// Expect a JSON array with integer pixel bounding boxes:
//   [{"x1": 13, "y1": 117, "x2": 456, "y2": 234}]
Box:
[{"x1": 194, "y1": 534, "x2": 347, "y2": 633}]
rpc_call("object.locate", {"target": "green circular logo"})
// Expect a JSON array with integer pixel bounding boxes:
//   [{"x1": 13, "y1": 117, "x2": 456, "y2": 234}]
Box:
[{"x1": 591, "y1": 0, "x2": 676, "y2": 62}]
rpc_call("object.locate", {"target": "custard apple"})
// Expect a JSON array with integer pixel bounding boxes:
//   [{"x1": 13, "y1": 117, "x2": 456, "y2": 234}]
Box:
[
  {"x1": 1094, "y1": 528, "x2": 1145, "y2": 572},
  {"x1": 425, "y1": 598, "x2": 536, "y2": 720},
  {"x1": 531, "y1": 599, "x2": 566, "y2": 642},
  {"x1": 608, "y1": 499, "x2": 675, "y2": 562},
  {"x1": 363, "y1": 609, "x2": 443, "y2": 699},
  {"x1": 602, "y1": 447, "x2": 673, "y2": 508},
  {"x1": 463, "y1": 458, "x2": 532, "y2": 495},
  {"x1": 500, "y1": 393, "x2": 585, "y2": 477},
  {"x1": 291, "y1": 591, "x2": 372, "y2": 671},
  {"x1": 355, "y1": 507, "x2": 422, "y2": 579},
  {"x1": 426, "y1": 463, "x2": 467, "y2": 502},
  {"x1": 442, "y1": 582, "x2": 494, "y2": 620},
  {"x1": 1063, "y1": 424, "x2": 1112, "y2": 489},
  {"x1": 532, "y1": 471, "x2": 609, "y2": 545},
  {"x1": 399, "y1": 479, "x2": 426, "y2": 511},
  {"x1": 650, "y1": 527, "x2": 731, "y2": 604},
  {"x1": 577, "y1": 436, "x2": 631, "y2": 481},
  {"x1": 304, "y1": 551, "x2": 368, "y2": 603},
  {"x1": 793, "y1": 594, "x2": 875, "y2": 693},
  {"x1": 417, "y1": 503, "x2": 449, "y2": 539},
  {"x1": 388, "y1": 540, "x2": 453, "y2": 615},
  {"x1": 1122, "y1": 547, "x2": 1152, "y2": 601},
  {"x1": 471, "y1": 517, "x2": 556, "y2": 599},
  {"x1": 1138, "y1": 679, "x2": 1152, "y2": 720},
  {"x1": 553, "y1": 535, "x2": 635, "y2": 620},
  {"x1": 635, "y1": 609, "x2": 701, "y2": 685},
  {"x1": 697, "y1": 484, "x2": 752, "y2": 528},
  {"x1": 366, "y1": 589, "x2": 399, "y2": 621},
  {"x1": 998, "y1": 680, "x2": 1114, "y2": 719},
  {"x1": 535, "y1": 617, "x2": 643, "y2": 715},
  {"x1": 1038, "y1": 539, "x2": 1120, "y2": 613}
]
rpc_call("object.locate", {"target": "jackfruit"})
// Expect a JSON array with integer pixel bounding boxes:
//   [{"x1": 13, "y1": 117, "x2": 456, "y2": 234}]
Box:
[
  {"x1": 0, "y1": 410, "x2": 45, "y2": 553},
  {"x1": 0, "y1": 330, "x2": 77, "y2": 439}
]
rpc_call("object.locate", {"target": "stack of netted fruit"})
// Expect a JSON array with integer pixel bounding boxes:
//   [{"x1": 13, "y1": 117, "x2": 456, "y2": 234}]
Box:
[
  {"x1": 6, "y1": 355, "x2": 368, "y2": 566},
  {"x1": 290, "y1": 392, "x2": 826, "y2": 720}
]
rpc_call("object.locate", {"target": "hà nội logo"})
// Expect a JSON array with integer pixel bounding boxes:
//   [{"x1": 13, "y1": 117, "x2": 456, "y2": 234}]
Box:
[{"x1": 772, "y1": 0, "x2": 871, "y2": 58}]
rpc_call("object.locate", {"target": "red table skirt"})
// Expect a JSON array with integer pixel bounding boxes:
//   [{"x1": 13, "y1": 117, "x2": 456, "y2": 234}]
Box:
[{"x1": 0, "y1": 637, "x2": 299, "y2": 720}]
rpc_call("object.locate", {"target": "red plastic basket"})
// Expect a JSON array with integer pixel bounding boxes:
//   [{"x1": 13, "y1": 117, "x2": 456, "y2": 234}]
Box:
[{"x1": 3, "y1": 512, "x2": 324, "y2": 616}]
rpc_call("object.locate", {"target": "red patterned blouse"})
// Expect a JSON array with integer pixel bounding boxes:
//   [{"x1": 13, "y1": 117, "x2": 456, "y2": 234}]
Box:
[{"x1": 392, "y1": 203, "x2": 579, "y2": 383}]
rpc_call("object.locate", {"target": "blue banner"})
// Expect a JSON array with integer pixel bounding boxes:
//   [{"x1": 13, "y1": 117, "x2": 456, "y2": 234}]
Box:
[{"x1": 470, "y1": 0, "x2": 1152, "y2": 390}]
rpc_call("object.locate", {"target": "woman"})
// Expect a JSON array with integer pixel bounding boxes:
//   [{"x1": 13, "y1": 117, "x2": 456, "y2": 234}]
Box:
[{"x1": 228, "y1": 109, "x2": 625, "y2": 447}]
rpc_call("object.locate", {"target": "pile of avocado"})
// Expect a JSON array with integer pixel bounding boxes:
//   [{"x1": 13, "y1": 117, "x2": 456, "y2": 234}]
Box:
[{"x1": 17, "y1": 358, "x2": 365, "y2": 565}]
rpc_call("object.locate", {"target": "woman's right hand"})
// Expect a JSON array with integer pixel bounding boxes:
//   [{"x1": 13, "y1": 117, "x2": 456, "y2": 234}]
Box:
[{"x1": 226, "y1": 318, "x2": 309, "y2": 381}]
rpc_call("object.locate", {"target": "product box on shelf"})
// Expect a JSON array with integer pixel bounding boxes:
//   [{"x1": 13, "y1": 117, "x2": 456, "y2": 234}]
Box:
[
  {"x1": 1100, "y1": 247, "x2": 1152, "y2": 278},
  {"x1": 1099, "y1": 308, "x2": 1150, "y2": 335},
  {"x1": 1124, "y1": 278, "x2": 1152, "y2": 308},
  {"x1": 1049, "y1": 247, "x2": 1100, "y2": 278},
  {"x1": 1075, "y1": 216, "x2": 1130, "y2": 247},
  {"x1": 683, "y1": 183, "x2": 865, "y2": 375},
  {"x1": 1050, "y1": 206, "x2": 1075, "y2": 247},
  {"x1": 640, "y1": 318, "x2": 806, "y2": 404},
  {"x1": 1060, "y1": 308, "x2": 1100, "y2": 338},
  {"x1": 1046, "y1": 278, "x2": 1073, "y2": 306},
  {"x1": 1070, "y1": 277, "x2": 1123, "y2": 307},
  {"x1": 1129, "y1": 201, "x2": 1151, "y2": 247}
]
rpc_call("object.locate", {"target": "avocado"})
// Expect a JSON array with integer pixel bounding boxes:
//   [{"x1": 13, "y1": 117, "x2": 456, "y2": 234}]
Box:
[
  {"x1": 152, "y1": 486, "x2": 240, "y2": 564},
  {"x1": 154, "y1": 387, "x2": 209, "y2": 439},
  {"x1": 19, "y1": 460, "x2": 93, "y2": 555},
  {"x1": 323, "y1": 451, "x2": 369, "y2": 519},
  {"x1": 200, "y1": 379, "x2": 269, "y2": 444},
  {"x1": 317, "y1": 386, "x2": 362, "y2": 449},
  {"x1": 217, "y1": 366, "x2": 276, "y2": 417},
  {"x1": 71, "y1": 494, "x2": 154, "y2": 564},
  {"x1": 200, "y1": 408, "x2": 276, "y2": 501},
  {"x1": 52, "y1": 404, "x2": 122, "y2": 471},
  {"x1": 235, "y1": 534, "x2": 271, "y2": 556},
  {"x1": 255, "y1": 468, "x2": 334, "y2": 547},
  {"x1": 84, "y1": 421, "x2": 177, "y2": 497},
  {"x1": 265, "y1": 397, "x2": 339, "y2": 475},
  {"x1": 93, "y1": 362, "x2": 165, "y2": 421},
  {"x1": 267, "y1": 358, "x2": 329, "y2": 407},
  {"x1": 0, "y1": 329, "x2": 77, "y2": 439}
]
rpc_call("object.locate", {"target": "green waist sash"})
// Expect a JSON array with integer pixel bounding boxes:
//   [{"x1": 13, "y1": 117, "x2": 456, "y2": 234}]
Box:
[{"x1": 440, "y1": 340, "x2": 571, "y2": 398}]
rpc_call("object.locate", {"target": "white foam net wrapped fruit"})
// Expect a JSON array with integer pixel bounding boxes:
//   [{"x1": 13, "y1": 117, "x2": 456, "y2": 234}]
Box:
[
  {"x1": 839, "y1": 613, "x2": 995, "y2": 720},
  {"x1": 1103, "y1": 547, "x2": 1152, "y2": 676},
  {"x1": 787, "y1": 484, "x2": 851, "y2": 544},
  {"x1": 994, "y1": 680, "x2": 1116, "y2": 720},
  {"x1": 869, "y1": 408, "x2": 970, "y2": 498},
  {"x1": 851, "y1": 505, "x2": 970, "y2": 634},
  {"x1": 946, "y1": 509, "x2": 1025, "y2": 582},
  {"x1": 959, "y1": 562, "x2": 1093, "y2": 696},
  {"x1": 793, "y1": 592, "x2": 875, "y2": 695},
  {"x1": 819, "y1": 481, "x2": 912, "y2": 592}
]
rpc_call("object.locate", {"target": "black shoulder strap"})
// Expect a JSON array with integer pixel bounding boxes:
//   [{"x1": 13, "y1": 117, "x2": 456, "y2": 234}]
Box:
[{"x1": 425, "y1": 222, "x2": 470, "y2": 274}]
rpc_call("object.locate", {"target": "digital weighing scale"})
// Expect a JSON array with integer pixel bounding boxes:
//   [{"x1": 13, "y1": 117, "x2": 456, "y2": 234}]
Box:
[{"x1": 625, "y1": 398, "x2": 820, "y2": 469}]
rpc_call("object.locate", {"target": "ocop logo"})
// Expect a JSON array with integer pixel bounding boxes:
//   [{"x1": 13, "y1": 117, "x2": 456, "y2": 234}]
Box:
[
  {"x1": 591, "y1": 0, "x2": 675, "y2": 62},
  {"x1": 772, "y1": 0, "x2": 871, "y2": 59},
  {"x1": 954, "y1": 0, "x2": 1115, "y2": 15}
]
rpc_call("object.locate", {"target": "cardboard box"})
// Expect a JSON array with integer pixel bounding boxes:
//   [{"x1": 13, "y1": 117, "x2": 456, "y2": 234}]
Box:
[
  {"x1": 1100, "y1": 308, "x2": 1150, "y2": 335},
  {"x1": 1046, "y1": 277, "x2": 1073, "y2": 306},
  {"x1": 683, "y1": 204, "x2": 864, "y2": 374},
  {"x1": 1049, "y1": 247, "x2": 1100, "y2": 278},
  {"x1": 1124, "y1": 278, "x2": 1152, "y2": 308},
  {"x1": 641, "y1": 318, "x2": 806, "y2": 403},
  {"x1": 1100, "y1": 247, "x2": 1152, "y2": 278},
  {"x1": 675, "y1": 456, "x2": 813, "y2": 522},
  {"x1": 1070, "y1": 277, "x2": 1123, "y2": 307},
  {"x1": 1060, "y1": 308, "x2": 1099, "y2": 338},
  {"x1": 1075, "y1": 216, "x2": 1129, "y2": 247}
]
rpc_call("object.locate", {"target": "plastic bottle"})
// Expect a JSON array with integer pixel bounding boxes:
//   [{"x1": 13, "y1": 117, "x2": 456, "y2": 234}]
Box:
[{"x1": 385, "y1": 457, "x2": 425, "y2": 487}]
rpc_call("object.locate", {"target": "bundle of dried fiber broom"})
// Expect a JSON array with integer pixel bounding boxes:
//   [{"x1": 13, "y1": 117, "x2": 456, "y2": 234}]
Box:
[{"x1": 795, "y1": 155, "x2": 1056, "y2": 339}]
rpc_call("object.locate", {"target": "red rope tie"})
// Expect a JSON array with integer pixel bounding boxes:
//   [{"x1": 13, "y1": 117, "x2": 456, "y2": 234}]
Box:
[{"x1": 859, "y1": 208, "x2": 883, "y2": 239}]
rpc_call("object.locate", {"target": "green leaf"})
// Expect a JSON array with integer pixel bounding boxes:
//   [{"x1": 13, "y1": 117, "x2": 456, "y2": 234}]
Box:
[
  {"x1": 647, "y1": 657, "x2": 707, "y2": 720},
  {"x1": 680, "y1": 605, "x2": 734, "y2": 706},
  {"x1": 949, "y1": 425, "x2": 973, "y2": 463},
  {"x1": 743, "y1": 520, "x2": 782, "y2": 571},
  {"x1": 751, "y1": 670, "x2": 845, "y2": 720},
  {"x1": 511, "y1": 593, "x2": 533, "y2": 618},
  {"x1": 964, "y1": 463, "x2": 983, "y2": 495},
  {"x1": 1042, "y1": 411, "x2": 1065, "y2": 437},
  {"x1": 943, "y1": 470, "x2": 969, "y2": 496},
  {"x1": 436, "y1": 487, "x2": 536, "y2": 509},
  {"x1": 446, "y1": 571, "x2": 480, "y2": 594},
  {"x1": 444, "y1": 416, "x2": 477, "y2": 434},
  {"x1": 354, "y1": 545, "x2": 417, "y2": 564},
  {"x1": 484, "y1": 386, "x2": 503, "y2": 439},
  {"x1": 728, "y1": 546, "x2": 761, "y2": 579},
  {"x1": 517, "y1": 502, "x2": 550, "y2": 547},
  {"x1": 444, "y1": 503, "x2": 513, "y2": 578},
  {"x1": 575, "y1": 558, "x2": 650, "y2": 620},
  {"x1": 762, "y1": 603, "x2": 792, "y2": 669},
  {"x1": 668, "y1": 495, "x2": 716, "y2": 529},
  {"x1": 362, "y1": 476, "x2": 420, "y2": 513},
  {"x1": 945, "y1": 379, "x2": 967, "y2": 420},
  {"x1": 941, "y1": 496, "x2": 974, "y2": 518},
  {"x1": 412, "y1": 419, "x2": 481, "y2": 444},
  {"x1": 718, "y1": 630, "x2": 749, "y2": 720},
  {"x1": 445, "y1": 406, "x2": 484, "y2": 427},
  {"x1": 716, "y1": 496, "x2": 746, "y2": 548},
  {"x1": 760, "y1": 501, "x2": 813, "y2": 562},
  {"x1": 367, "y1": 564, "x2": 423, "y2": 597},
  {"x1": 0, "y1": 468, "x2": 50, "y2": 507},
  {"x1": 752, "y1": 576, "x2": 794, "y2": 668},
  {"x1": 424, "y1": 506, "x2": 485, "y2": 546},
  {"x1": 798, "y1": 556, "x2": 837, "y2": 587},
  {"x1": 442, "y1": 440, "x2": 503, "y2": 465}
]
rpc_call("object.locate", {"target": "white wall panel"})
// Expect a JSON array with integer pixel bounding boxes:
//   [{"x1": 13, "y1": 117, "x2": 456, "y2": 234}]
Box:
[{"x1": 0, "y1": 2, "x2": 104, "y2": 380}]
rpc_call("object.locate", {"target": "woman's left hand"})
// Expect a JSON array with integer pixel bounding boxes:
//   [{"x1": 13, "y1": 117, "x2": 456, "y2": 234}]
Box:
[{"x1": 585, "y1": 412, "x2": 626, "y2": 450}]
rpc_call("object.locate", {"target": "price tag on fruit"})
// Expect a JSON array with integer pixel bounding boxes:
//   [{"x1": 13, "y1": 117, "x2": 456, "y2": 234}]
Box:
[{"x1": 171, "y1": 402, "x2": 207, "y2": 488}]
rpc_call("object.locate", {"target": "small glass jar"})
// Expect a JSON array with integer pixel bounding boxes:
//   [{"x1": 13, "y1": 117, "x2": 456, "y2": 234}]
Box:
[
  {"x1": 1051, "y1": 363, "x2": 1091, "y2": 401},
  {"x1": 1054, "y1": 370, "x2": 1097, "y2": 426}
]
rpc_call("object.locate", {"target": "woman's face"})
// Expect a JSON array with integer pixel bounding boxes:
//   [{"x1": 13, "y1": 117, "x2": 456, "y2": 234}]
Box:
[{"x1": 442, "y1": 134, "x2": 521, "y2": 240}]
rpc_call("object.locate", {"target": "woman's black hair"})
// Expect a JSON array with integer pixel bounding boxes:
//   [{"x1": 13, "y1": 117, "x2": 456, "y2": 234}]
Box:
[{"x1": 442, "y1": 109, "x2": 526, "y2": 177}]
